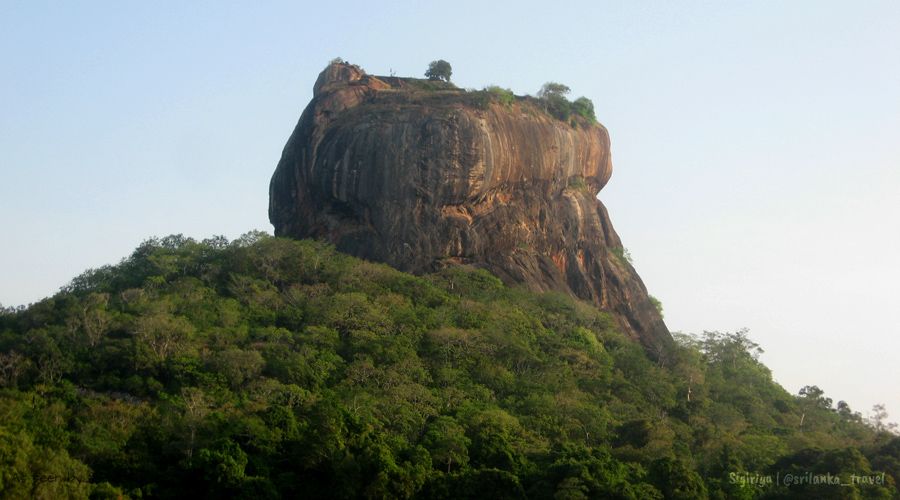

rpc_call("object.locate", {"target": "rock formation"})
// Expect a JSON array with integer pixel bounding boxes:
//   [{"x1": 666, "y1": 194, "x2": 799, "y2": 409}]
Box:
[{"x1": 269, "y1": 62, "x2": 671, "y2": 351}]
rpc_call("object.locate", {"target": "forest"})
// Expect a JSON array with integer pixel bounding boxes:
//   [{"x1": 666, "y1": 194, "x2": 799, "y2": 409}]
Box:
[{"x1": 1, "y1": 233, "x2": 897, "y2": 498}]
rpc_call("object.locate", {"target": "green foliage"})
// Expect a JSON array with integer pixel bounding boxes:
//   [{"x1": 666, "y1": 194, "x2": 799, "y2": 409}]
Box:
[
  {"x1": 422, "y1": 416, "x2": 470, "y2": 473},
  {"x1": 648, "y1": 457, "x2": 707, "y2": 499},
  {"x1": 403, "y1": 78, "x2": 458, "y2": 92},
  {"x1": 484, "y1": 85, "x2": 516, "y2": 106},
  {"x1": 0, "y1": 233, "x2": 893, "y2": 498},
  {"x1": 611, "y1": 246, "x2": 634, "y2": 265},
  {"x1": 536, "y1": 82, "x2": 597, "y2": 125},
  {"x1": 538, "y1": 82, "x2": 571, "y2": 99},
  {"x1": 571, "y1": 97, "x2": 597, "y2": 122},
  {"x1": 469, "y1": 86, "x2": 518, "y2": 111},
  {"x1": 425, "y1": 59, "x2": 452, "y2": 82},
  {"x1": 542, "y1": 95, "x2": 572, "y2": 122},
  {"x1": 869, "y1": 404, "x2": 900, "y2": 435},
  {"x1": 566, "y1": 176, "x2": 588, "y2": 192},
  {"x1": 766, "y1": 447, "x2": 895, "y2": 499},
  {"x1": 649, "y1": 295, "x2": 664, "y2": 319},
  {"x1": 0, "y1": 425, "x2": 92, "y2": 498}
]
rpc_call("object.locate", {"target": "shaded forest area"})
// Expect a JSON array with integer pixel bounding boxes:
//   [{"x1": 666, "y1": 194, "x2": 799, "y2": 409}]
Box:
[{"x1": 1, "y1": 233, "x2": 897, "y2": 498}]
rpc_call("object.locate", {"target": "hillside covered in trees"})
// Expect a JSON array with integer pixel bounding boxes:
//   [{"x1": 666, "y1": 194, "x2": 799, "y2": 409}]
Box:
[{"x1": 1, "y1": 234, "x2": 898, "y2": 498}]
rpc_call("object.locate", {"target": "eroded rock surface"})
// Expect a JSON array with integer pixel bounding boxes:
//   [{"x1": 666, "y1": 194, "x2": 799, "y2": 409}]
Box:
[{"x1": 270, "y1": 62, "x2": 670, "y2": 350}]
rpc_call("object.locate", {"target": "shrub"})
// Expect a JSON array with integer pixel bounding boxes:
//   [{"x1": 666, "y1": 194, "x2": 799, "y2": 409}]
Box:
[
  {"x1": 572, "y1": 96, "x2": 597, "y2": 122},
  {"x1": 567, "y1": 176, "x2": 588, "y2": 191},
  {"x1": 649, "y1": 295, "x2": 664, "y2": 318},
  {"x1": 611, "y1": 246, "x2": 633, "y2": 265},
  {"x1": 484, "y1": 85, "x2": 516, "y2": 106},
  {"x1": 537, "y1": 82, "x2": 598, "y2": 124}
]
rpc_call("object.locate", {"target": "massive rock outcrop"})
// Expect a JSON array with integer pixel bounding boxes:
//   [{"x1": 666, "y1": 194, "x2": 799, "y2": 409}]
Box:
[{"x1": 270, "y1": 62, "x2": 671, "y2": 351}]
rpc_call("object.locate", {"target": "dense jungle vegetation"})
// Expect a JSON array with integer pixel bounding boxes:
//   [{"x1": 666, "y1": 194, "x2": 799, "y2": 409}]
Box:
[{"x1": 1, "y1": 233, "x2": 897, "y2": 498}]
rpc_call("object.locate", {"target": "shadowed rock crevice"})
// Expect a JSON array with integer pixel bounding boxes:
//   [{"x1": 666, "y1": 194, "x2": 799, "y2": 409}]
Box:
[{"x1": 270, "y1": 62, "x2": 671, "y2": 351}]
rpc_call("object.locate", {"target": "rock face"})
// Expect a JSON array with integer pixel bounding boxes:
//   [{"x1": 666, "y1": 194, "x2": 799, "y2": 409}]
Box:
[{"x1": 270, "y1": 62, "x2": 671, "y2": 351}]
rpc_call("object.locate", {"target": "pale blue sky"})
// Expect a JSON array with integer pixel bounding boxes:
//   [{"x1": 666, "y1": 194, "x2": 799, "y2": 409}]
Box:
[{"x1": 2, "y1": 1, "x2": 898, "y2": 423}]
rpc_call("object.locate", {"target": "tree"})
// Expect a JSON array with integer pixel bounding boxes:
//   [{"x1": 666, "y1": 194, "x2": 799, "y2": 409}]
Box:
[
  {"x1": 196, "y1": 439, "x2": 248, "y2": 488},
  {"x1": 70, "y1": 292, "x2": 112, "y2": 347},
  {"x1": 422, "y1": 416, "x2": 470, "y2": 473},
  {"x1": 571, "y1": 97, "x2": 596, "y2": 122},
  {"x1": 132, "y1": 311, "x2": 194, "y2": 366},
  {"x1": 648, "y1": 457, "x2": 708, "y2": 500},
  {"x1": 699, "y1": 329, "x2": 763, "y2": 367},
  {"x1": 211, "y1": 348, "x2": 264, "y2": 388},
  {"x1": 537, "y1": 82, "x2": 573, "y2": 121},
  {"x1": 0, "y1": 351, "x2": 27, "y2": 388},
  {"x1": 798, "y1": 385, "x2": 832, "y2": 429},
  {"x1": 798, "y1": 385, "x2": 832, "y2": 410},
  {"x1": 0, "y1": 427, "x2": 92, "y2": 499},
  {"x1": 869, "y1": 404, "x2": 899, "y2": 434},
  {"x1": 537, "y1": 82, "x2": 570, "y2": 99},
  {"x1": 2, "y1": 232, "x2": 897, "y2": 497},
  {"x1": 425, "y1": 60, "x2": 452, "y2": 82}
]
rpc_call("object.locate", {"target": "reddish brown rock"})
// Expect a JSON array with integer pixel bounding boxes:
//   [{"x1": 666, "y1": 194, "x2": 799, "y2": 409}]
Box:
[{"x1": 269, "y1": 62, "x2": 671, "y2": 351}]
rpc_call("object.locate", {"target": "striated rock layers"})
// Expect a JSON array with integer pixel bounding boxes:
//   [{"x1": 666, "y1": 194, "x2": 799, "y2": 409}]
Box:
[{"x1": 269, "y1": 62, "x2": 671, "y2": 351}]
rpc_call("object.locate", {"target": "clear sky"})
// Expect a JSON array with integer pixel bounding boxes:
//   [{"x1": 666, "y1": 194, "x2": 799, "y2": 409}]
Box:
[{"x1": 2, "y1": 1, "x2": 898, "y2": 424}]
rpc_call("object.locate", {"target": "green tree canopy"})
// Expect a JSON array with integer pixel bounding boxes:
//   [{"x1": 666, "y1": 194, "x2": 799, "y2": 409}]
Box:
[
  {"x1": 425, "y1": 60, "x2": 452, "y2": 82},
  {"x1": 537, "y1": 82, "x2": 571, "y2": 99},
  {"x1": 0, "y1": 233, "x2": 894, "y2": 498},
  {"x1": 571, "y1": 96, "x2": 596, "y2": 122}
]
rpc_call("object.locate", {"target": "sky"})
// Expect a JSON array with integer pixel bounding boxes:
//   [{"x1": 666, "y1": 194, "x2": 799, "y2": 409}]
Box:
[{"x1": 2, "y1": 1, "x2": 898, "y2": 424}]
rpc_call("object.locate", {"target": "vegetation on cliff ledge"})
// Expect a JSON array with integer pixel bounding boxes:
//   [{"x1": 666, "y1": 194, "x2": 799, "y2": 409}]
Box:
[
  {"x1": 0, "y1": 234, "x2": 897, "y2": 498},
  {"x1": 327, "y1": 59, "x2": 595, "y2": 127},
  {"x1": 537, "y1": 82, "x2": 597, "y2": 124},
  {"x1": 425, "y1": 60, "x2": 452, "y2": 83}
]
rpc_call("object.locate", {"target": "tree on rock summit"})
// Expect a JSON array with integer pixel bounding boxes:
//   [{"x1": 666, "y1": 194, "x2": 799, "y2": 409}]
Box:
[{"x1": 425, "y1": 60, "x2": 452, "y2": 82}]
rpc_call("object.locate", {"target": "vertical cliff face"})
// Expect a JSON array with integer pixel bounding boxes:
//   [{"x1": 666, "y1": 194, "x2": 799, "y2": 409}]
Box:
[{"x1": 270, "y1": 63, "x2": 671, "y2": 351}]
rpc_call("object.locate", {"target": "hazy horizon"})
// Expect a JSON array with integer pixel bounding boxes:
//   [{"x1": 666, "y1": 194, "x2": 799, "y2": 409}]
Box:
[{"x1": 2, "y1": 1, "x2": 898, "y2": 425}]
